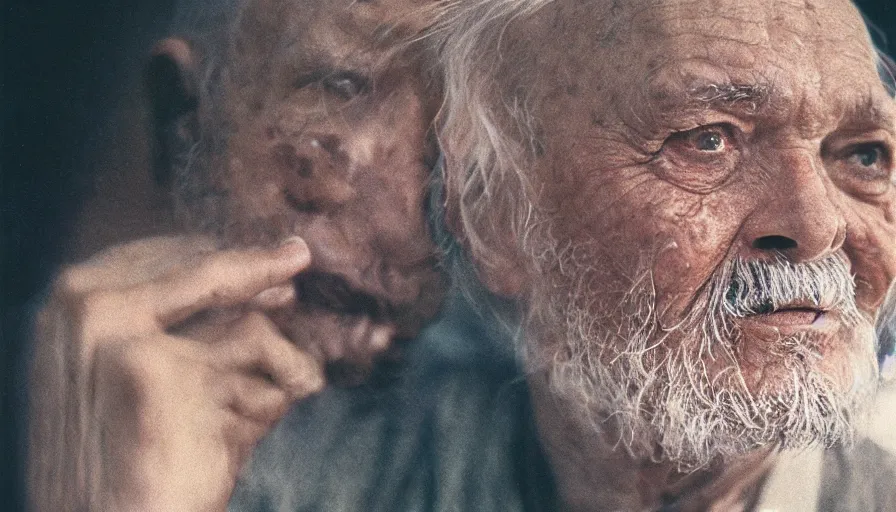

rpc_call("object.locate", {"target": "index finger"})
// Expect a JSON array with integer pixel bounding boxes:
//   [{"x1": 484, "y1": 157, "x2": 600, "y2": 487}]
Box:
[
  {"x1": 135, "y1": 238, "x2": 311, "y2": 328},
  {"x1": 54, "y1": 235, "x2": 218, "y2": 297}
]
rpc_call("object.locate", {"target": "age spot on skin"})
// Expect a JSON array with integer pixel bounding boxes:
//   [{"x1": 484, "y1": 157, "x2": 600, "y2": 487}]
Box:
[
  {"x1": 310, "y1": 135, "x2": 346, "y2": 164},
  {"x1": 284, "y1": 191, "x2": 319, "y2": 213},
  {"x1": 272, "y1": 142, "x2": 314, "y2": 178}
]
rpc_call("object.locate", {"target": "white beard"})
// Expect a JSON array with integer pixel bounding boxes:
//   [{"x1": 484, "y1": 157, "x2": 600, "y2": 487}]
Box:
[{"x1": 524, "y1": 245, "x2": 879, "y2": 469}]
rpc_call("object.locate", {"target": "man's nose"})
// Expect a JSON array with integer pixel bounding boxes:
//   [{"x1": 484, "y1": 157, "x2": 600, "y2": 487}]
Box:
[{"x1": 739, "y1": 151, "x2": 846, "y2": 263}]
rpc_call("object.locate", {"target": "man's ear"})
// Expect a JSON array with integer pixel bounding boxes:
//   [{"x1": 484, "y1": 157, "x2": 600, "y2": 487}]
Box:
[
  {"x1": 440, "y1": 154, "x2": 528, "y2": 299},
  {"x1": 145, "y1": 37, "x2": 200, "y2": 188}
]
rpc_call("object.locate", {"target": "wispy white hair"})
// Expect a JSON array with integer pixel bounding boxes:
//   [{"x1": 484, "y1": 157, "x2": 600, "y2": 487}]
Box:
[
  {"x1": 170, "y1": 0, "x2": 242, "y2": 57},
  {"x1": 433, "y1": 0, "x2": 554, "y2": 284},
  {"x1": 432, "y1": 0, "x2": 896, "y2": 355}
]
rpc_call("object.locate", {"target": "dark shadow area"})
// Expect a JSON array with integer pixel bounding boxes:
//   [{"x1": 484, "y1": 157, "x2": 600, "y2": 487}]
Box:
[{"x1": 3, "y1": 2, "x2": 176, "y2": 507}]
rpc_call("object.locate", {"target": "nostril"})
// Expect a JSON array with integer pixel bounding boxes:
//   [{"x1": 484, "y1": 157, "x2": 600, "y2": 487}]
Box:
[
  {"x1": 272, "y1": 143, "x2": 313, "y2": 178},
  {"x1": 753, "y1": 235, "x2": 798, "y2": 251}
]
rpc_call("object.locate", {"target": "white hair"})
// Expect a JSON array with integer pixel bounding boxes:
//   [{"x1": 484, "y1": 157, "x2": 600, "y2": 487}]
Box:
[
  {"x1": 533, "y1": 246, "x2": 879, "y2": 468},
  {"x1": 431, "y1": 0, "x2": 896, "y2": 465},
  {"x1": 433, "y1": 0, "x2": 554, "y2": 281}
]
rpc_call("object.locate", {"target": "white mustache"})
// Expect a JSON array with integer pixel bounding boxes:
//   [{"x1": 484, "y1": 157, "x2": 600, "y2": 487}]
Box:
[{"x1": 720, "y1": 254, "x2": 860, "y2": 325}]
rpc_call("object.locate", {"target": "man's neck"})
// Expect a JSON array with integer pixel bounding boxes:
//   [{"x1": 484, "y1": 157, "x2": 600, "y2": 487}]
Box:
[{"x1": 528, "y1": 375, "x2": 777, "y2": 512}]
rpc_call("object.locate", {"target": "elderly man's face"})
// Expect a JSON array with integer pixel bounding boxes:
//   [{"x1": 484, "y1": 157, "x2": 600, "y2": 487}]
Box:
[
  {"x1": 164, "y1": 0, "x2": 445, "y2": 379},
  {"x1": 516, "y1": 0, "x2": 896, "y2": 464}
]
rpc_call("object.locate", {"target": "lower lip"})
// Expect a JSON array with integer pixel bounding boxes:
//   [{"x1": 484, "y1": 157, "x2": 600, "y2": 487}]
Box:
[{"x1": 753, "y1": 308, "x2": 822, "y2": 326}]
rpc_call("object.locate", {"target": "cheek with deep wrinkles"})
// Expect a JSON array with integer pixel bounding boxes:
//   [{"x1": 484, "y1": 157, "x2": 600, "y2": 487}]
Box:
[
  {"x1": 649, "y1": 189, "x2": 753, "y2": 324},
  {"x1": 555, "y1": 166, "x2": 751, "y2": 326},
  {"x1": 220, "y1": 88, "x2": 446, "y2": 323},
  {"x1": 843, "y1": 196, "x2": 896, "y2": 312}
]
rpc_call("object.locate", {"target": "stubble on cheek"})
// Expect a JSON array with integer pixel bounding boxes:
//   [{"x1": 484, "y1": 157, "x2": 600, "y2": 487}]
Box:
[
  {"x1": 843, "y1": 199, "x2": 896, "y2": 314},
  {"x1": 618, "y1": 185, "x2": 748, "y2": 329}
]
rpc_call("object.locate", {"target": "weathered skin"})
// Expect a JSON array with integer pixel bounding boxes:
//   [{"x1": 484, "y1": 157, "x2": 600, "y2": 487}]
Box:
[
  {"x1": 520, "y1": 0, "x2": 895, "y2": 397},
  {"x1": 30, "y1": 237, "x2": 324, "y2": 511},
  {"x1": 203, "y1": 0, "x2": 447, "y2": 380},
  {"x1": 27, "y1": 1, "x2": 447, "y2": 510},
  {"x1": 451, "y1": 0, "x2": 896, "y2": 509}
]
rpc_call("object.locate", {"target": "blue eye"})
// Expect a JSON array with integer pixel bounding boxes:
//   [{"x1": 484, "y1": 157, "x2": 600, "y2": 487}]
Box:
[
  {"x1": 829, "y1": 141, "x2": 893, "y2": 196},
  {"x1": 851, "y1": 145, "x2": 883, "y2": 167},
  {"x1": 845, "y1": 143, "x2": 893, "y2": 184},
  {"x1": 665, "y1": 124, "x2": 735, "y2": 155},
  {"x1": 695, "y1": 131, "x2": 725, "y2": 152}
]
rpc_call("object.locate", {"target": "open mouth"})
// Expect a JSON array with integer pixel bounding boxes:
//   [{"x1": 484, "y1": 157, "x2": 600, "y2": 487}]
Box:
[
  {"x1": 750, "y1": 307, "x2": 825, "y2": 326},
  {"x1": 291, "y1": 270, "x2": 430, "y2": 387},
  {"x1": 743, "y1": 301, "x2": 827, "y2": 327},
  {"x1": 293, "y1": 270, "x2": 394, "y2": 322}
]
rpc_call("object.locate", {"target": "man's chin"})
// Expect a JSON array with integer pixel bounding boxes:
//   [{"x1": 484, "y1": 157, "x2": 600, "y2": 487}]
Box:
[
  {"x1": 686, "y1": 332, "x2": 878, "y2": 465},
  {"x1": 542, "y1": 328, "x2": 878, "y2": 470},
  {"x1": 727, "y1": 315, "x2": 879, "y2": 399}
]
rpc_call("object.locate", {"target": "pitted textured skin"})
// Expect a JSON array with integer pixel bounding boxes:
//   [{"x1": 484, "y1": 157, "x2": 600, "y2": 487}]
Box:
[
  {"x1": 434, "y1": 0, "x2": 896, "y2": 507},
  {"x1": 487, "y1": 0, "x2": 896, "y2": 394},
  {"x1": 200, "y1": 0, "x2": 447, "y2": 382}
]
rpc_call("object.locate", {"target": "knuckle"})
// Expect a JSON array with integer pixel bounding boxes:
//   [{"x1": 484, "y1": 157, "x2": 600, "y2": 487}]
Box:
[
  {"x1": 262, "y1": 268, "x2": 280, "y2": 289},
  {"x1": 77, "y1": 289, "x2": 122, "y2": 317},
  {"x1": 295, "y1": 371, "x2": 325, "y2": 397},
  {"x1": 265, "y1": 398, "x2": 291, "y2": 423},
  {"x1": 240, "y1": 311, "x2": 272, "y2": 332},
  {"x1": 220, "y1": 337, "x2": 254, "y2": 367},
  {"x1": 198, "y1": 252, "x2": 232, "y2": 282},
  {"x1": 52, "y1": 264, "x2": 97, "y2": 299},
  {"x1": 215, "y1": 315, "x2": 266, "y2": 362},
  {"x1": 74, "y1": 290, "x2": 133, "y2": 340},
  {"x1": 194, "y1": 254, "x2": 244, "y2": 303},
  {"x1": 282, "y1": 356, "x2": 322, "y2": 397},
  {"x1": 228, "y1": 312, "x2": 274, "y2": 347}
]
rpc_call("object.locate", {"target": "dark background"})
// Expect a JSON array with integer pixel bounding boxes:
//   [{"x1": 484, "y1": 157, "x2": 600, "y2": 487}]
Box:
[{"x1": 3, "y1": 1, "x2": 895, "y2": 509}]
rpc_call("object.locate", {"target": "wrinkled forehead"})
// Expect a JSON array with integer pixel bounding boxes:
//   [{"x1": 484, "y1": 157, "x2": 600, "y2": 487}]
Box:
[
  {"x1": 629, "y1": 0, "x2": 876, "y2": 71},
  {"x1": 634, "y1": 0, "x2": 869, "y2": 45},
  {"x1": 235, "y1": 0, "x2": 433, "y2": 64},
  {"x1": 526, "y1": 0, "x2": 892, "y2": 130}
]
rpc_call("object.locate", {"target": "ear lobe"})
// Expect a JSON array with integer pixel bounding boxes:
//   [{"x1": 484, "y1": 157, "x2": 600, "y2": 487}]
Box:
[
  {"x1": 440, "y1": 154, "x2": 528, "y2": 299},
  {"x1": 146, "y1": 37, "x2": 200, "y2": 188},
  {"x1": 476, "y1": 256, "x2": 527, "y2": 298}
]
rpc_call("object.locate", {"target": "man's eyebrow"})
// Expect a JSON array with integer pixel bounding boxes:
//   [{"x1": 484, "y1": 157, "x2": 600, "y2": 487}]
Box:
[
  {"x1": 686, "y1": 82, "x2": 771, "y2": 113},
  {"x1": 644, "y1": 77, "x2": 775, "y2": 120},
  {"x1": 846, "y1": 94, "x2": 896, "y2": 131}
]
